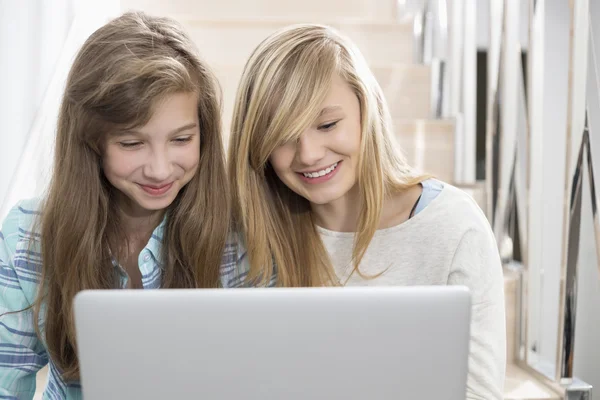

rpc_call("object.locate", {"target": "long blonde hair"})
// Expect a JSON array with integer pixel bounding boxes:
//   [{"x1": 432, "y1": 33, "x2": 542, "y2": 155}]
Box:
[
  {"x1": 33, "y1": 11, "x2": 228, "y2": 380},
  {"x1": 228, "y1": 24, "x2": 427, "y2": 287}
]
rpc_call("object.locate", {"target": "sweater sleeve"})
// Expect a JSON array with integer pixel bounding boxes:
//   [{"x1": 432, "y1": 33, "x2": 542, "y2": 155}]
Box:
[{"x1": 448, "y1": 227, "x2": 506, "y2": 400}]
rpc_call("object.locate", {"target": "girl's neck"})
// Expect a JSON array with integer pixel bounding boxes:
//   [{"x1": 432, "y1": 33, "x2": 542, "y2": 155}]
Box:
[
  {"x1": 115, "y1": 193, "x2": 164, "y2": 242},
  {"x1": 311, "y1": 183, "x2": 361, "y2": 232},
  {"x1": 311, "y1": 183, "x2": 423, "y2": 233}
]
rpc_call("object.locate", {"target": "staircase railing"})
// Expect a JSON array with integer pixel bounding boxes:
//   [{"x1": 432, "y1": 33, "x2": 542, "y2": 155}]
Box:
[
  {"x1": 488, "y1": 0, "x2": 595, "y2": 398},
  {"x1": 412, "y1": 0, "x2": 477, "y2": 185}
]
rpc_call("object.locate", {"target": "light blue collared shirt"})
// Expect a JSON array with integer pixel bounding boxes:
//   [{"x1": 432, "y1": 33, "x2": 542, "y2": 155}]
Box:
[{"x1": 0, "y1": 198, "x2": 260, "y2": 400}]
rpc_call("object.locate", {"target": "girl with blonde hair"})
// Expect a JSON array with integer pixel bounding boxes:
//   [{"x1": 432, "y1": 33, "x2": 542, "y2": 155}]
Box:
[
  {"x1": 229, "y1": 24, "x2": 506, "y2": 399},
  {"x1": 0, "y1": 11, "x2": 239, "y2": 398}
]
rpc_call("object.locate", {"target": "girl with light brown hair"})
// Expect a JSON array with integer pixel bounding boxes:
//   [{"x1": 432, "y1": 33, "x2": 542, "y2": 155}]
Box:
[
  {"x1": 0, "y1": 11, "x2": 239, "y2": 398},
  {"x1": 229, "y1": 24, "x2": 506, "y2": 399}
]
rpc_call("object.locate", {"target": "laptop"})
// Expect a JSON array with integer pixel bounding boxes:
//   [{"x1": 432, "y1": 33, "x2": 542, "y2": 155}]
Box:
[{"x1": 74, "y1": 286, "x2": 471, "y2": 400}]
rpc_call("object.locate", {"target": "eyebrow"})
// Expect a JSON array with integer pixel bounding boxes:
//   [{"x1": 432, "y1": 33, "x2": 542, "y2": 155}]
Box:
[
  {"x1": 113, "y1": 122, "x2": 198, "y2": 137},
  {"x1": 318, "y1": 106, "x2": 344, "y2": 117}
]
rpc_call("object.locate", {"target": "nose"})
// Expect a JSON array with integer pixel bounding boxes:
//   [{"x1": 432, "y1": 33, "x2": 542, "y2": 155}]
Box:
[
  {"x1": 295, "y1": 130, "x2": 326, "y2": 167},
  {"x1": 143, "y1": 146, "x2": 172, "y2": 182}
]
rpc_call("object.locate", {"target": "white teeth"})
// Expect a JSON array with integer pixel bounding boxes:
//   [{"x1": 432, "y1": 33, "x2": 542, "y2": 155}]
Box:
[{"x1": 302, "y1": 162, "x2": 338, "y2": 178}]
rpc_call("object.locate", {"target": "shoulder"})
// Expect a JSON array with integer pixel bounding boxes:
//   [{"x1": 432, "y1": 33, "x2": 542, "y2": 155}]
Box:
[
  {"x1": 219, "y1": 230, "x2": 250, "y2": 288},
  {"x1": 1, "y1": 198, "x2": 44, "y2": 303},
  {"x1": 434, "y1": 185, "x2": 501, "y2": 274},
  {"x1": 1, "y1": 198, "x2": 43, "y2": 247},
  {"x1": 404, "y1": 181, "x2": 496, "y2": 258},
  {"x1": 220, "y1": 230, "x2": 277, "y2": 288},
  {"x1": 420, "y1": 181, "x2": 491, "y2": 235},
  {"x1": 222, "y1": 230, "x2": 246, "y2": 265}
]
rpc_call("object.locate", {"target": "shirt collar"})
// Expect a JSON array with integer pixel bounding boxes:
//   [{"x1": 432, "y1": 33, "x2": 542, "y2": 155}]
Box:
[{"x1": 145, "y1": 215, "x2": 166, "y2": 263}]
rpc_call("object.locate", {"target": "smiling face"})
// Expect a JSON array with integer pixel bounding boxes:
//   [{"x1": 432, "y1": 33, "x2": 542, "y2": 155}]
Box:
[
  {"x1": 102, "y1": 92, "x2": 200, "y2": 218},
  {"x1": 269, "y1": 74, "x2": 362, "y2": 206}
]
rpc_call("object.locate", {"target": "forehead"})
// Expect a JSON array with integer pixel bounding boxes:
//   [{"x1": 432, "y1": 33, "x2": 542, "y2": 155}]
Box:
[
  {"x1": 140, "y1": 92, "x2": 199, "y2": 130},
  {"x1": 109, "y1": 92, "x2": 200, "y2": 138},
  {"x1": 318, "y1": 74, "x2": 358, "y2": 116}
]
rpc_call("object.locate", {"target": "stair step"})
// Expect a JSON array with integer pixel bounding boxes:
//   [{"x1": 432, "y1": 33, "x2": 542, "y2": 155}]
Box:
[
  {"x1": 121, "y1": 0, "x2": 406, "y2": 23},
  {"x1": 373, "y1": 65, "x2": 431, "y2": 119},
  {"x1": 394, "y1": 119, "x2": 454, "y2": 183},
  {"x1": 505, "y1": 364, "x2": 561, "y2": 399},
  {"x1": 502, "y1": 271, "x2": 561, "y2": 399},
  {"x1": 176, "y1": 18, "x2": 413, "y2": 66}
]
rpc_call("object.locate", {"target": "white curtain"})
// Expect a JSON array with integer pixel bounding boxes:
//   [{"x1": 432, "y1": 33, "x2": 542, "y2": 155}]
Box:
[
  {"x1": 0, "y1": 0, "x2": 74, "y2": 214},
  {"x1": 0, "y1": 0, "x2": 120, "y2": 220}
]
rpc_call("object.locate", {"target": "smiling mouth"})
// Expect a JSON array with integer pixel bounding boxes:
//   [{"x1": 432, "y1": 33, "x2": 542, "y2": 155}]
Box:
[
  {"x1": 139, "y1": 182, "x2": 174, "y2": 196},
  {"x1": 298, "y1": 162, "x2": 340, "y2": 179}
]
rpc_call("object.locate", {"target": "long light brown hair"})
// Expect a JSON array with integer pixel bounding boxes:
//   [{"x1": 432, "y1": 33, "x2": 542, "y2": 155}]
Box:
[
  {"x1": 32, "y1": 11, "x2": 228, "y2": 380},
  {"x1": 229, "y1": 24, "x2": 428, "y2": 287}
]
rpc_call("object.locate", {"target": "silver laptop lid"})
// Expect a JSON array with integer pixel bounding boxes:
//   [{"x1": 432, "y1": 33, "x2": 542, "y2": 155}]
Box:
[{"x1": 75, "y1": 286, "x2": 471, "y2": 400}]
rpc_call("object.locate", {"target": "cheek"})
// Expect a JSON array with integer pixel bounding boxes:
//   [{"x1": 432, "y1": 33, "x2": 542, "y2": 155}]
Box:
[
  {"x1": 176, "y1": 146, "x2": 200, "y2": 171},
  {"x1": 269, "y1": 148, "x2": 295, "y2": 178},
  {"x1": 333, "y1": 127, "x2": 361, "y2": 157},
  {"x1": 103, "y1": 150, "x2": 138, "y2": 179}
]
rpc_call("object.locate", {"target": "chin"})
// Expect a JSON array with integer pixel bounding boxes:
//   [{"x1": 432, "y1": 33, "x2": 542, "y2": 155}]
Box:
[
  {"x1": 297, "y1": 182, "x2": 351, "y2": 206},
  {"x1": 304, "y1": 192, "x2": 343, "y2": 206},
  {"x1": 306, "y1": 198, "x2": 332, "y2": 206},
  {"x1": 136, "y1": 195, "x2": 177, "y2": 212}
]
